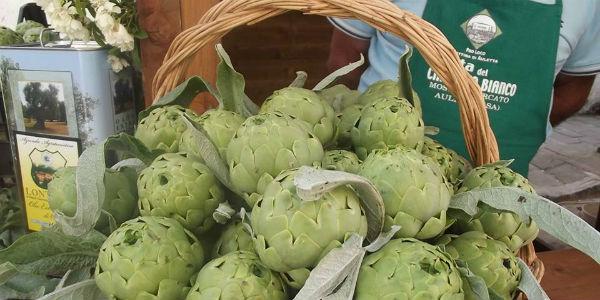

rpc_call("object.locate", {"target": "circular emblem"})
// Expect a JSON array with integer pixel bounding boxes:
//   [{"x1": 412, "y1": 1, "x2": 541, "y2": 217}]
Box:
[{"x1": 465, "y1": 14, "x2": 498, "y2": 46}]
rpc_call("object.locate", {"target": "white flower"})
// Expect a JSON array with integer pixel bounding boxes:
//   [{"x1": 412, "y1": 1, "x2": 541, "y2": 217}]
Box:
[
  {"x1": 107, "y1": 55, "x2": 129, "y2": 73},
  {"x1": 36, "y1": 0, "x2": 90, "y2": 41}
]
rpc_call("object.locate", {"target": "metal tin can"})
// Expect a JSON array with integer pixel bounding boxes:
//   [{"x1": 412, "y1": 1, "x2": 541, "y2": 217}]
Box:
[{"x1": 0, "y1": 41, "x2": 137, "y2": 231}]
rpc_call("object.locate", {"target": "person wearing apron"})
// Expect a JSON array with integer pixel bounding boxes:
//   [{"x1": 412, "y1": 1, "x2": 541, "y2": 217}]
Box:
[{"x1": 328, "y1": 0, "x2": 600, "y2": 176}]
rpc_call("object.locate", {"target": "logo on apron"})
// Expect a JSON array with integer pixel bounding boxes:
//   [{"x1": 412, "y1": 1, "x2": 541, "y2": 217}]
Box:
[{"x1": 461, "y1": 9, "x2": 503, "y2": 49}]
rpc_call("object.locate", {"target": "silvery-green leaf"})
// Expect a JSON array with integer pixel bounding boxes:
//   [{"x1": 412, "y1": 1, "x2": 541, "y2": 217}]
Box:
[
  {"x1": 0, "y1": 230, "x2": 104, "y2": 275},
  {"x1": 397, "y1": 47, "x2": 422, "y2": 115},
  {"x1": 424, "y1": 126, "x2": 440, "y2": 136},
  {"x1": 455, "y1": 260, "x2": 493, "y2": 300},
  {"x1": 0, "y1": 262, "x2": 18, "y2": 284},
  {"x1": 289, "y1": 71, "x2": 308, "y2": 88},
  {"x1": 104, "y1": 133, "x2": 162, "y2": 165},
  {"x1": 517, "y1": 259, "x2": 549, "y2": 300},
  {"x1": 181, "y1": 116, "x2": 243, "y2": 200},
  {"x1": 321, "y1": 262, "x2": 361, "y2": 300},
  {"x1": 294, "y1": 166, "x2": 384, "y2": 242},
  {"x1": 142, "y1": 76, "x2": 218, "y2": 119},
  {"x1": 215, "y1": 44, "x2": 258, "y2": 116},
  {"x1": 293, "y1": 234, "x2": 365, "y2": 300},
  {"x1": 110, "y1": 158, "x2": 145, "y2": 173},
  {"x1": 363, "y1": 225, "x2": 400, "y2": 253},
  {"x1": 213, "y1": 202, "x2": 235, "y2": 224},
  {"x1": 54, "y1": 143, "x2": 106, "y2": 236},
  {"x1": 37, "y1": 279, "x2": 107, "y2": 300},
  {"x1": 450, "y1": 187, "x2": 600, "y2": 263},
  {"x1": 313, "y1": 54, "x2": 365, "y2": 91}
]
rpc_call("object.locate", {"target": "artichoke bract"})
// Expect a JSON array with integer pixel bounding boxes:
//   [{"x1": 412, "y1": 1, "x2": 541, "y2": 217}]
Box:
[
  {"x1": 351, "y1": 97, "x2": 424, "y2": 159},
  {"x1": 135, "y1": 105, "x2": 200, "y2": 153},
  {"x1": 226, "y1": 112, "x2": 324, "y2": 206},
  {"x1": 48, "y1": 166, "x2": 139, "y2": 230},
  {"x1": 356, "y1": 238, "x2": 464, "y2": 300},
  {"x1": 212, "y1": 220, "x2": 254, "y2": 258},
  {"x1": 334, "y1": 104, "x2": 362, "y2": 148},
  {"x1": 0, "y1": 26, "x2": 24, "y2": 46},
  {"x1": 260, "y1": 87, "x2": 337, "y2": 145},
  {"x1": 357, "y1": 79, "x2": 400, "y2": 106},
  {"x1": 321, "y1": 149, "x2": 361, "y2": 174},
  {"x1": 179, "y1": 109, "x2": 244, "y2": 160},
  {"x1": 421, "y1": 137, "x2": 472, "y2": 187},
  {"x1": 453, "y1": 161, "x2": 539, "y2": 252},
  {"x1": 442, "y1": 231, "x2": 522, "y2": 300},
  {"x1": 95, "y1": 216, "x2": 205, "y2": 300},
  {"x1": 186, "y1": 251, "x2": 287, "y2": 300},
  {"x1": 250, "y1": 169, "x2": 367, "y2": 287},
  {"x1": 15, "y1": 20, "x2": 44, "y2": 36},
  {"x1": 359, "y1": 147, "x2": 452, "y2": 239},
  {"x1": 138, "y1": 152, "x2": 225, "y2": 235}
]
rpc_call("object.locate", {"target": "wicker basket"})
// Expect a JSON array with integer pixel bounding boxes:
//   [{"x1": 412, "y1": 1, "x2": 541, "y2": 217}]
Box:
[{"x1": 151, "y1": 0, "x2": 544, "y2": 294}]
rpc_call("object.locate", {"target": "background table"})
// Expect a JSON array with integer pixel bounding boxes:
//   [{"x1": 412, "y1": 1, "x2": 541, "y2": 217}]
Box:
[{"x1": 538, "y1": 249, "x2": 600, "y2": 299}]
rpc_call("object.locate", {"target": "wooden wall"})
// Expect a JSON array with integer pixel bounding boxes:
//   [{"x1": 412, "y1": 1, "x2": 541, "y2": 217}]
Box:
[
  {"x1": 223, "y1": 12, "x2": 334, "y2": 104},
  {"x1": 138, "y1": 2, "x2": 334, "y2": 112}
]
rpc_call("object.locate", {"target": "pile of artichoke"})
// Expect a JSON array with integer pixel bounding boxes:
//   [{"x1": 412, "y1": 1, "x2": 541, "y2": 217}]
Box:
[{"x1": 42, "y1": 48, "x2": 544, "y2": 300}]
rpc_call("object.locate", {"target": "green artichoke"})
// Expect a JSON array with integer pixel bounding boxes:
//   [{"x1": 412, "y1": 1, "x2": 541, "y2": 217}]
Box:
[
  {"x1": 260, "y1": 87, "x2": 337, "y2": 145},
  {"x1": 250, "y1": 168, "x2": 367, "y2": 287},
  {"x1": 179, "y1": 109, "x2": 244, "y2": 160},
  {"x1": 15, "y1": 20, "x2": 44, "y2": 36},
  {"x1": 321, "y1": 149, "x2": 361, "y2": 174},
  {"x1": 356, "y1": 238, "x2": 464, "y2": 299},
  {"x1": 318, "y1": 84, "x2": 361, "y2": 113},
  {"x1": 334, "y1": 104, "x2": 362, "y2": 148},
  {"x1": 212, "y1": 220, "x2": 254, "y2": 258},
  {"x1": 421, "y1": 137, "x2": 472, "y2": 187},
  {"x1": 357, "y1": 79, "x2": 400, "y2": 106},
  {"x1": 48, "y1": 166, "x2": 138, "y2": 230},
  {"x1": 186, "y1": 251, "x2": 287, "y2": 300},
  {"x1": 441, "y1": 231, "x2": 521, "y2": 300},
  {"x1": 22, "y1": 27, "x2": 55, "y2": 44},
  {"x1": 135, "y1": 105, "x2": 201, "y2": 153},
  {"x1": 226, "y1": 112, "x2": 324, "y2": 206},
  {"x1": 95, "y1": 216, "x2": 205, "y2": 300},
  {"x1": 359, "y1": 147, "x2": 452, "y2": 239},
  {"x1": 138, "y1": 152, "x2": 225, "y2": 235},
  {"x1": 453, "y1": 161, "x2": 539, "y2": 252},
  {"x1": 0, "y1": 26, "x2": 24, "y2": 46},
  {"x1": 351, "y1": 97, "x2": 424, "y2": 159}
]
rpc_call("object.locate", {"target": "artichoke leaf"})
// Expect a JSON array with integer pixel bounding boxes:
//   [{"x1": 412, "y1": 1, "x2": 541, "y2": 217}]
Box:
[
  {"x1": 212, "y1": 202, "x2": 236, "y2": 224},
  {"x1": 143, "y1": 76, "x2": 219, "y2": 119},
  {"x1": 294, "y1": 234, "x2": 365, "y2": 300},
  {"x1": 424, "y1": 126, "x2": 440, "y2": 136},
  {"x1": 37, "y1": 279, "x2": 107, "y2": 300},
  {"x1": 313, "y1": 54, "x2": 365, "y2": 91},
  {"x1": 181, "y1": 115, "x2": 244, "y2": 200},
  {"x1": 455, "y1": 260, "x2": 495, "y2": 300},
  {"x1": 295, "y1": 226, "x2": 400, "y2": 300},
  {"x1": 289, "y1": 71, "x2": 308, "y2": 88},
  {"x1": 109, "y1": 158, "x2": 145, "y2": 173},
  {"x1": 293, "y1": 166, "x2": 384, "y2": 242},
  {"x1": 0, "y1": 262, "x2": 56, "y2": 299},
  {"x1": 517, "y1": 259, "x2": 549, "y2": 300},
  {"x1": 53, "y1": 143, "x2": 105, "y2": 236},
  {"x1": 104, "y1": 133, "x2": 162, "y2": 165},
  {"x1": 450, "y1": 187, "x2": 600, "y2": 263},
  {"x1": 216, "y1": 43, "x2": 259, "y2": 116},
  {"x1": 397, "y1": 47, "x2": 422, "y2": 115}
]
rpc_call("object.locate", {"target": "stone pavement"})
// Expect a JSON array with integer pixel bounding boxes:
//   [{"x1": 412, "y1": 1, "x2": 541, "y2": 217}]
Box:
[{"x1": 528, "y1": 114, "x2": 600, "y2": 249}]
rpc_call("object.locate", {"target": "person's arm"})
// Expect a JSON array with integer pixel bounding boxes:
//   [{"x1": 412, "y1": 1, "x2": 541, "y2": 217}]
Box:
[
  {"x1": 550, "y1": 74, "x2": 596, "y2": 125},
  {"x1": 327, "y1": 28, "x2": 371, "y2": 89}
]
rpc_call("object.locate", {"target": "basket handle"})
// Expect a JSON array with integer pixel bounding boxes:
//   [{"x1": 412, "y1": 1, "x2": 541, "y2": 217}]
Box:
[{"x1": 151, "y1": 0, "x2": 499, "y2": 166}]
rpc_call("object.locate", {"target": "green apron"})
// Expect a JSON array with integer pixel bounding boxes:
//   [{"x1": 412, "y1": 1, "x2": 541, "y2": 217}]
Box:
[{"x1": 410, "y1": 0, "x2": 562, "y2": 176}]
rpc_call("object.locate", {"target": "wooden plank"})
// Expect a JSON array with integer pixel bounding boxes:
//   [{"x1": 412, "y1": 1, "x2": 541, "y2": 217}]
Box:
[
  {"x1": 538, "y1": 249, "x2": 600, "y2": 300},
  {"x1": 137, "y1": 0, "x2": 182, "y2": 107},
  {"x1": 180, "y1": 0, "x2": 220, "y2": 113}
]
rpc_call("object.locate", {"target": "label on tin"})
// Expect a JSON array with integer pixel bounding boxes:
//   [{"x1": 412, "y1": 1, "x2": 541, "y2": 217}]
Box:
[{"x1": 14, "y1": 132, "x2": 80, "y2": 231}]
